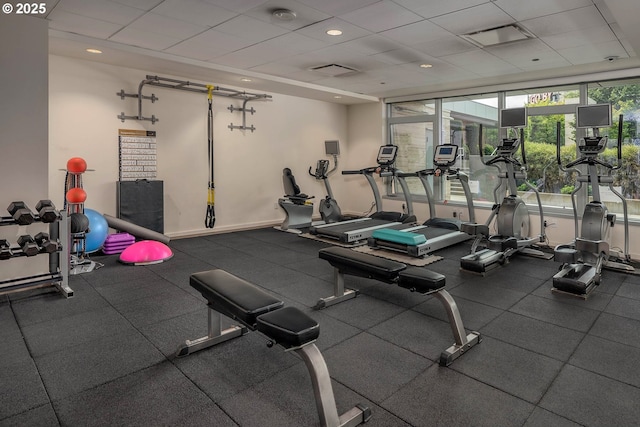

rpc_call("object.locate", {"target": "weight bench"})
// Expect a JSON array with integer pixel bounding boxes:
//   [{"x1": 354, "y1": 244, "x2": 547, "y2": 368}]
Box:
[
  {"x1": 177, "y1": 269, "x2": 371, "y2": 427},
  {"x1": 317, "y1": 247, "x2": 481, "y2": 366}
]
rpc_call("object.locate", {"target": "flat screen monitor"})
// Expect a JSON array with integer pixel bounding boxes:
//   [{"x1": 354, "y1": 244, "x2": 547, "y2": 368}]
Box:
[
  {"x1": 500, "y1": 107, "x2": 527, "y2": 128},
  {"x1": 325, "y1": 140, "x2": 340, "y2": 155},
  {"x1": 576, "y1": 104, "x2": 611, "y2": 128}
]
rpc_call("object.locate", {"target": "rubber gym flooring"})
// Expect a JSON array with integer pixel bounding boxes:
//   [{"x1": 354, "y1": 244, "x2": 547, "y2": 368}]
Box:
[{"x1": 2, "y1": 227, "x2": 640, "y2": 426}]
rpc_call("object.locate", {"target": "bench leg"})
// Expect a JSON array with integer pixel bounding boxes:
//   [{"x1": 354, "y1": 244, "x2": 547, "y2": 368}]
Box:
[
  {"x1": 433, "y1": 290, "x2": 481, "y2": 366},
  {"x1": 314, "y1": 269, "x2": 359, "y2": 310},
  {"x1": 176, "y1": 307, "x2": 248, "y2": 357},
  {"x1": 296, "y1": 344, "x2": 371, "y2": 427}
]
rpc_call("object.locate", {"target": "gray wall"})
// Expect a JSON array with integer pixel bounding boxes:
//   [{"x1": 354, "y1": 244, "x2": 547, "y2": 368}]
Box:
[
  {"x1": 0, "y1": 14, "x2": 48, "y2": 200},
  {"x1": 0, "y1": 14, "x2": 49, "y2": 278}
]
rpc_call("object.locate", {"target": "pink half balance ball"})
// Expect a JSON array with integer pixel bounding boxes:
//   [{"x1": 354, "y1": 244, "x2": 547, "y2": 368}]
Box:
[{"x1": 119, "y1": 240, "x2": 173, "y2": 265}]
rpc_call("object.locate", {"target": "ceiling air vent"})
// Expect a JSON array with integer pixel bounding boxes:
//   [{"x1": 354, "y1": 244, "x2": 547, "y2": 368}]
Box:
[
  {"x1": 310, "y1": 64, "x2": 359, "y2": 77},
  {"x1": 461, "y1": 24, "x2": 534, "y2": 48}
]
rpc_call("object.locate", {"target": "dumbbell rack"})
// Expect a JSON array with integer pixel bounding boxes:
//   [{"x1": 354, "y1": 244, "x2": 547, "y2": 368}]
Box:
[{"x1": 0, "y1": 211, "x2": 72, "y2": 298}]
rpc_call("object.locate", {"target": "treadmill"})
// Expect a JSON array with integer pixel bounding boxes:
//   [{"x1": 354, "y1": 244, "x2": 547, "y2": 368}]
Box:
[
  {"x1": 308, "y1": 145, "x2": 417, "y2": 244},
  {"x1": 368, "y1": 144, "x2": 475, "y2": 257}
]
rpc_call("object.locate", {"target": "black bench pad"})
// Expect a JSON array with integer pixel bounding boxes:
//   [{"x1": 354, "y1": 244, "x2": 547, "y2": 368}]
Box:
[
  {"x1": 257, "y1": 306, "x2": 319, "y2": 348},
  {"x1": 397, "y1": 267, "x2": 446, "y2": 294},
  {"x1": 190, "y1": 269, "x2": 283, "y2": 328},
  {"x1": 319, "y1": 247, "x2": 406, "y2": 282}
]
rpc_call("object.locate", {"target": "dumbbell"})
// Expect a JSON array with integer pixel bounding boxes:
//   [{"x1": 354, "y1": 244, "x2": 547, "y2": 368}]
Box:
[
  {"x1": 17, "y1": 235, "x2": 39, "y2": 257},
  {"x1": 34, "y1": 232, "x2": 59, "y2": 254},
  {"x1": 7, "y1": 201, "x2": 35, "y2": 225},
  {"x1": 0, "y1": 239, "x2": 11, "y2": 260},
  {"x1": 35, "y1": 200, "x2": 59, "y2": 223}
]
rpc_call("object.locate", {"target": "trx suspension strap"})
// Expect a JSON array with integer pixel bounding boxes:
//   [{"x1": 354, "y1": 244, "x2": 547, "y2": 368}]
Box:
[{"x1": 205, "y1": 85, "x2": 216, "y2": 228}]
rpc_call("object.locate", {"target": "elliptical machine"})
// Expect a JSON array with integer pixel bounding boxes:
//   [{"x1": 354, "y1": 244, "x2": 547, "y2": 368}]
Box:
[
  {"x1": 461, "y1": 108, "x2": 547, "y2": 274},
  {"x1": 309, "y1": 140, "x2": 343, "y2": 224},
  {"x1": 552, "y1": 106, "x2": 633, "y2": 298}
]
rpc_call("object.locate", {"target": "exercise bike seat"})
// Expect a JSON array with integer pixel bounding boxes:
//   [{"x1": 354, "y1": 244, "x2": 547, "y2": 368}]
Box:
[{"x1": 282, "y1": 168, "x2": 312, "y2": 203}]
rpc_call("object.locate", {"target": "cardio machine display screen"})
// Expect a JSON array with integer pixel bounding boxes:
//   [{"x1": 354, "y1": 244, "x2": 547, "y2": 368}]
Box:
[
  {"x1": 434, "y1": 145, "x2": 457, "y2": 165},
  {"x1": 500, "y1": 107, "x2": 527, "y2": 128},
  {"x1": 576, "y1": 104, "x2": 612, "y2": 128},
  {"x1": 377, "y1": 145, "x2": 398, "y2": 164}
]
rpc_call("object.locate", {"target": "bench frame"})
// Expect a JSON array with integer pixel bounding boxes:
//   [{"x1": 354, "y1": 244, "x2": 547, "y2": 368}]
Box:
[
  {"x1": 317, "y1": 247, "x2": 480, "y2": 366},
  {"x1": 176, "y1": 270, "x2": 371, "y2": 427}
]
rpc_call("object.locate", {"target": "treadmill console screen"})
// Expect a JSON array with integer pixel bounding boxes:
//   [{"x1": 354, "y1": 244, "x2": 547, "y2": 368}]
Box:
[
  {"x1": 377, "y1": 145, "x2": 398, "y2": 165},
  {"x1": 433, "y1": 144, "x2": 458, "y2": 166}
]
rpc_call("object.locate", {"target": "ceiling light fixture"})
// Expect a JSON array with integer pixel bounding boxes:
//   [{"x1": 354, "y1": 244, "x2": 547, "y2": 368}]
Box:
[
  {"x1": 85, "y1": 48, "x2": 102, "y2": 54},
  {"x1": 326, "y1": 29, "x2": 343, "y2": 36},
  {"x1": 240, "y1": 78, "x2": 252, "y2": 82},
  {"x1": 333, "y1": 95, "x2": 342, "y2": 99},
  {"x1": 272, "y1": 9, "x2": 297, "y2": 21},
  {"x1": 419, "y1": 63, "x2": 433, "y2": 68}
]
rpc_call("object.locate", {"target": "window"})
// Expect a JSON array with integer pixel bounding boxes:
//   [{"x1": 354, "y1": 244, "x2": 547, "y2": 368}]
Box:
[
  {"x1": 386, "y1": 79, "x2": 640, "y2": 224},
  {"x1": 587, "y1": 79, "x2": 640, "y2": 221}
]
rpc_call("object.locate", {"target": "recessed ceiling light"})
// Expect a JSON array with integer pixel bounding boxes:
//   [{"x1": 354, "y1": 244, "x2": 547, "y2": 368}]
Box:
[
  {"x1": 333, "y1": 95, "x2": 342, "y2": 99},
  {"x1": 240, "y1": 78, "x2": 252, "y2": 82},
  {"x1": 419, "y1": 63, "x2": 433, "y2": 68},
  {"x1": 326, "y1": 29, "x2": 343, "y2": 36},
  {"x1": 86, "y1": 48, "x2": 102, "y2": 54},
  {"x1": 272, "y1": 9, "x2": 296, "y2": 21}
]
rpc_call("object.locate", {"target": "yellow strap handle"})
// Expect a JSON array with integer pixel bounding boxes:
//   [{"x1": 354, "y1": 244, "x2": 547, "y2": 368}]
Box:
[{"x1": 206, "y1": 84, "x2": 217, "y2": 100}]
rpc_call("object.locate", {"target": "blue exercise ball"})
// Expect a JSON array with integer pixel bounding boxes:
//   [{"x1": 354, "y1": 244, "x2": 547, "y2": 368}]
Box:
[{"x1": 84, "y1": 208, "x2": 109, "y2": 253}]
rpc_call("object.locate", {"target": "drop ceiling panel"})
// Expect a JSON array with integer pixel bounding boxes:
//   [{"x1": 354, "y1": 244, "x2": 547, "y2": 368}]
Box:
[
  {"x1": 339, "y1": 0, "x2": 423, "y2": 33},
  {"x1": 110, "y1": 0, "x2": 164, "y2": 11},
  {"x1": 202, "y1": 0, "x2": 270, "y2": 14},
  {"x1": 517, "y1": 55, "x2": 572, "y2": 71},
  {"x1": 55, "y1": 0, "x2": 145, "y2": 25},
  {"x1": 211, "y1": 49, "x2": 273, "y2": 69},
  {"x1": 540, "y1": 25, "x2": 617, "y2": 50},
  {"x1": 243, "y1": 0, "x2": 331, "y2": 30},
  {"x1": 441, "y1": 49, "x2": 521, "y2": 76},
  {"x1": 110, "y1": 26, "x2": 184, "y2": 50},
  {"x1": 152, "y1": 0, "x2": 238, "y2": 27},
  {"x1": 213, "y1": 15, "x2": 289, "y2": 42},
  {"x1": 413, "y1": 35, "x2": 477, "y2": 58},
  {"x1": 47, "y1": 9, "x2": 124, "y2": 39},
  {"x1": 558, "y1": 40, "x2": 630, "y2": 64},
  {"x1": 339, "y1": 35, "x2": 400, "y2": 56},
  {"x1": 294, "y1": 0, "x2": 380, "y2": 16},
  {"x1": 369, "y1": 49, "x2": 429, "y2": 66},
  {"x1": 491, "y1": 0, "x2": 593, "y2": 21},
  {"x1": 391, "y1": 0, "x2": 487, "y2": 20},
  {"x1": 379, "y1": 20, "x2": 452, "y2": 45},
  {"x1": 429, "y1": 3, "x2": 514, "y2": 35},
  {"x1": 163, "y1": 30, "x2": 239, "y2": 60},
  {"x1": 521, "y1": 6, "x2": 608, "y2": 38},
  {"x1": 295, "y1": 18, "x2": 371, "y2": 44},
  {"x1": 128, "y1": 13, "x2": 208, "y2": 39},
  {"x1": 247, "y1": 32, "x2": 329, "y2": 58}
]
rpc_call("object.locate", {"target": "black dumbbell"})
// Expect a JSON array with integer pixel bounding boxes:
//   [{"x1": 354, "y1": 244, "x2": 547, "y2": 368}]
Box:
[
  {"x1": 17, "y1": 235, "x2": 39, "y2": 256},
  {"x1": 35, "y1": 200, "x2": 59, "y2": 223},
  {"x1": 0, "y1": 239, "x2": 11, "y2": 260},
  {"x1": 34, "y1": 232, "x2": 59, "y2": 254},
  {"x1": 7, "y1": 201, "x2": 35, "y2": 225}
]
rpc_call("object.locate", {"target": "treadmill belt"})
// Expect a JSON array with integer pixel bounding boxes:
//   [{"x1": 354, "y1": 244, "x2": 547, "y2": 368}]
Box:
[{"x1": 316, "y1": 219, "x2": 396, "y2": 239}]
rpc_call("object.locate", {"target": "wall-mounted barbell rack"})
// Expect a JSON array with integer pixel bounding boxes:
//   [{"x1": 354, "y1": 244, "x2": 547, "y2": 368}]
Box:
[{"x1": 117, "y1": 75, "x2": 272, "y2": 131}]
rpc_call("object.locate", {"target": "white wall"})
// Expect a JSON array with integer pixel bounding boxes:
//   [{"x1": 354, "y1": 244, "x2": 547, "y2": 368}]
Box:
[
  {"x1": 0, "y1": 14, "x2": 49, "y2": 279},
  {"x1": 48, "y1": 55, "x2": 348, "y2": 237}
]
